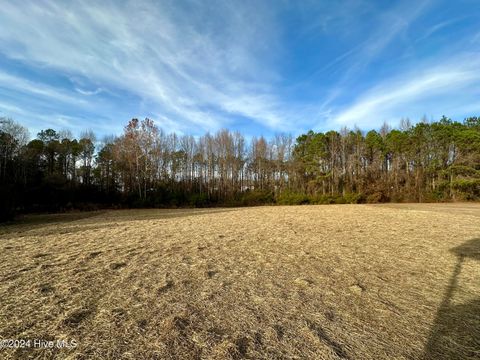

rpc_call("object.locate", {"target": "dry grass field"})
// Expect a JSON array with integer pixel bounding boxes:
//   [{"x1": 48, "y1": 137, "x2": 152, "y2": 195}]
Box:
[{"x1": 0, "y1": 204, "x2": 479, "y2": 359}]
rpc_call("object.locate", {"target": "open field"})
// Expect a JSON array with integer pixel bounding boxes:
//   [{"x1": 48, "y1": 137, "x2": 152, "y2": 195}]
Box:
[{"x1": 0, "y1": 204, "x2": 479, "y2": 359}]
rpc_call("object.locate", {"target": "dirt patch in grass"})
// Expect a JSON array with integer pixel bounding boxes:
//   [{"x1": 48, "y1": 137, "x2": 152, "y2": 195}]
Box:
[{"x1": 0, "y1": 204, "x2": 479, "y2": 359}]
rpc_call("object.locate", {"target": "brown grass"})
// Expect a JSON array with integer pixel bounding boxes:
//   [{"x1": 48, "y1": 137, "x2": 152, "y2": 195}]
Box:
[{"x1": 0, "y1": 204, "x2": 479, "y2": 359}]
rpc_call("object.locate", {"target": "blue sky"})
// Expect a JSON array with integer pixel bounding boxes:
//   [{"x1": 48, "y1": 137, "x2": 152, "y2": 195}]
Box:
[{"x1": 0, "y1": 0, "x2": 479, "y2": 139}]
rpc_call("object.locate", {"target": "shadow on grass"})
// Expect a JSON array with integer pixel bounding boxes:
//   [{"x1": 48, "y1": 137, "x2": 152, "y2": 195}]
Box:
[
  {"x1": 12, "y1": 211, "x2": 107, "y2": 225},
  {"x1": 0, "y1": 208, "x2": 239, "y2": 237},
  {"x1": 423, "y1": 238, "x2": 480, "y2": 360},
  {"x1": 97, "y1": 208, "x2": 238, "y2": 222}
]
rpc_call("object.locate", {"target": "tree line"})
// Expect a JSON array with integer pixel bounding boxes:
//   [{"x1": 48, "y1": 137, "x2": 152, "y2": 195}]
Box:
[{"x1": 1, "y1": 115, "x2": 479, "y2": 220}]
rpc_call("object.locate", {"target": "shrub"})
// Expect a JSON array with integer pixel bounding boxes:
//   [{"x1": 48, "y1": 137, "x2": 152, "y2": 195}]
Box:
[
  {"x1": 343, "y1": 192, "x2": 366, "y2": 204},
  {"x1": 366, "y1": 191, "x2": 389, "y2": 203},
  {"x1": 312, "y1": 195, "x2": 337, "y2": 204},
  {"x1": 234, "y1": 189, "x2": 274, "y2": 206},
  {"x1": 0, "y1": 185, "x2": 16, "y2": 221},
  {"x1": 422, "y1": 190, "x2": 446, "y2": 202},
  {"x1": 188, "y1": 193, "x2": 210, "y2": 207},
  {"x1": 451, "y1": 179, "x2": 480, "y2": 194},
  {"x1": 390, "y1": 193, "x2": 406, "y2": 203},
  {"x1": 76, "y1": 202, "x2": 100, "y2": 211},
  {"x1": 276, "y1": 191, "x2": 310, "y2": 205}
]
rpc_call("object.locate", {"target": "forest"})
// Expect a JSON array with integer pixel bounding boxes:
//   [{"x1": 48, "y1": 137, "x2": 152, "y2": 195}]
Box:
[{"x1": 1, "y1": 116, "x2": 479, "y2": 221}]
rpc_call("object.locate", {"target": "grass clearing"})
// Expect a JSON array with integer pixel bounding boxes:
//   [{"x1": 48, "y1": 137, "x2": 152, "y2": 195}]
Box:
[{"x1": 0, "y1": 204, "x2": 479, "y2": 359}]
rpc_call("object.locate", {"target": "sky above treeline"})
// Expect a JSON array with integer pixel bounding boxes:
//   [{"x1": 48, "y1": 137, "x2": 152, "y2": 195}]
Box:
[{"x1": 0, "y1": 0, "x2": 479, "y2": 139}]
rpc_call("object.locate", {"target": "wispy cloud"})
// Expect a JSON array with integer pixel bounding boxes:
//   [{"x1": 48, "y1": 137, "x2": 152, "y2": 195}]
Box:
[
  {"x1": 75, "y1": 87, "x2": 103, "y2": 96},
  {"x1": 415, "y1": 17, "x2": 465, "y2": 42},
  {"x1": 0, "y1": 0, "x2": 479, "y2": 138},
  {"x1": 319, "y1": 0, "x2": 432, "y2": 109},
  {"x1": 0, "y1": 98, "x2": 120, "y2": 135},
  {"x1": 0, "y1": 0, "x2": 304, "y2": 134},
  {"x1": 471, "y1": 31, "x2": 480, "y2": 44},
  {"x1": 331, "y1": 56, "x2": 480, "y2": 128},
  {"x1": 0, "y1": 72, "x2": 87, "y2": 106}
]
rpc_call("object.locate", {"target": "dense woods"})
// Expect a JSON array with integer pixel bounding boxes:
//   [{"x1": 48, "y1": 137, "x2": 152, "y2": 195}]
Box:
[{"x1": 1, "y1": 116, "x2": 479, "y2": 220}]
